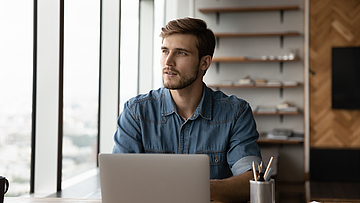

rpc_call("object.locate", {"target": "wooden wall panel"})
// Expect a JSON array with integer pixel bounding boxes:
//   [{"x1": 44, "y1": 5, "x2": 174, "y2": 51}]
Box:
[{"x1": 309, "y1": 0, "x2": 360, "y2": 148}]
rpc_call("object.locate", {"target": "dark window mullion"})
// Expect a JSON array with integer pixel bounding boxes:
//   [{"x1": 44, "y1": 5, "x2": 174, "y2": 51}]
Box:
[{"x1": 57, "y1": 0, "x2": 65, "y2": 192}]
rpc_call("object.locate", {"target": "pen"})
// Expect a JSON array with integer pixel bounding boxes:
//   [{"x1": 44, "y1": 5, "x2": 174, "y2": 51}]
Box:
[
  {"x1": 264, "y1": 167, "x2": 273, "y2": 181},
  {"x1": 264, "y1": 157, "x2": 273, "y2": 178},
  {"x1": 258, "y1": 162, "x2": 264, "y2": 181},
  {"x1": 252, "y1": 161, "x2": 257, "y2": 181}
]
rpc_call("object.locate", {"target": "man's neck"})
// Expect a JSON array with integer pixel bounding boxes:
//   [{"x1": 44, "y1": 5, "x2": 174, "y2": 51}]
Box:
[{"x1": 170, "y1": 81, "x2": 203, "y2": 120}]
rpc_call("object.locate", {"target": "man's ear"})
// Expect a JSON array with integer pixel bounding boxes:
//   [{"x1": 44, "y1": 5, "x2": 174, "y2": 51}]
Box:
[{"x1": 200, "y1": 55, "x2": 212, "y2": 72}]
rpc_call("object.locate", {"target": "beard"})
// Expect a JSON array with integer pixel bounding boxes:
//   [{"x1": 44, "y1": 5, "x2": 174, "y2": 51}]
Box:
[{"x1": 163, "y1": 64, "x2": 200, "y2": 90}]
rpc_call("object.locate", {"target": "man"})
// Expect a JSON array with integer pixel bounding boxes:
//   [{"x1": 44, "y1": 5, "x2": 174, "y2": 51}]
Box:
[{"x1": 113, "y1": 17, "x2": 262, "y2": 202}]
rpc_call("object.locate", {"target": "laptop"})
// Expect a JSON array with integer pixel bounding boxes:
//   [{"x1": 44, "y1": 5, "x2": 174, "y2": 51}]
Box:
[{"x1": 98, "y1": 153, "x2": 210, "y2": 203}]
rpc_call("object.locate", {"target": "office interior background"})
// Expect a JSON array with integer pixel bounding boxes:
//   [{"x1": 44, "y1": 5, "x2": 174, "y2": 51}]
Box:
[{"x1": 1, "y1": 0, "x2": 360, "y2": 200}]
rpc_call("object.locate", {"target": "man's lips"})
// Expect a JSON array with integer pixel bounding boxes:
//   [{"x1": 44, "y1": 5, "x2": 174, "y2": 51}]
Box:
[{"x1": 164, "y1": 69, "x2": 178, "y2": 76}]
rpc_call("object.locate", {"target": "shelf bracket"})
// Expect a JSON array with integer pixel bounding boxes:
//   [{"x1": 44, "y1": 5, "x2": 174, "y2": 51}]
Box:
[
  {"x1": 279, "y1": 61, "x2": 283, "y2": 73},
  {"x1": 216, "y1": 37, "x2": 220, "y2": 49},
  {"x1": 216, "y1": 62, "x2": 220, "y2": 74},
  {"x1": 216, "y1": 12, "x2": 220, "y2": 25},
  {"x1": 279, "y1": 87, "x2": 283, "y2": 98},
  {"x1": 280, "y1": 115, "x2": 284, "y2": 123},
  {"x1": 280, "y1": 36, "x2": 284, "y2": 49},
  {"x1": 280, "y1": 10, "x2": 284, "y2": 23}
]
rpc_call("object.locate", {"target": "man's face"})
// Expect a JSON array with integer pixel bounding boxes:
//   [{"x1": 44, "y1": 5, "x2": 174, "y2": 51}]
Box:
[{"x1": 160, "y1": 34, "x2": 201, "y2": 90}]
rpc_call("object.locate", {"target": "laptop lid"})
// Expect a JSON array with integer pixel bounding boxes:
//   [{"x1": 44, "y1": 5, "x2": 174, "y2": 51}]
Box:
[{"x1": 98, "y1": 153, "x2": 210, "y2": 203}]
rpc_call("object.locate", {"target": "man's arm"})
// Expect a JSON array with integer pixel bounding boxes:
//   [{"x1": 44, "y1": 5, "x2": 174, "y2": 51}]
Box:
[
  {"x1": 210, "y1": 170, "x2": 253, "y2": 203},
  {"x1": 112, "y1": 101, "x2": 143, "y2": 153}
]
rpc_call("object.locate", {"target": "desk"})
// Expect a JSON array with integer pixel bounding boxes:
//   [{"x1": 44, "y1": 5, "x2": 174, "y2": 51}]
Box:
[
  {"x1": 5, "y1": 197, "x2": 101, "y2": 203},
  {"x1": 5, "y1": 197, "x2": 225, "y2": 203},
  {"x1": 306, "y1": 181, "x2": 360, "y2": 203}
]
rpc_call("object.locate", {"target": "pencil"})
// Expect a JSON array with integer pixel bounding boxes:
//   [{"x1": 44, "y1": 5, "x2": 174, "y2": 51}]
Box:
[
  {"x1": 264, "y1": 157, "x2": 273, "y2": 178},
  {"x1": 252, "y1": 161, "x2": 257, "y2": 181}
]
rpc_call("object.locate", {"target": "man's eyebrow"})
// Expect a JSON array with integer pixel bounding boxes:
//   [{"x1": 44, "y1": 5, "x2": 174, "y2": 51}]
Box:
[
  {"x1": 161, "y1": 46, "x2": 192, "y2": 53},
  {"x1": 175, "y1": 48, "x2": 192, "y2": 53}
]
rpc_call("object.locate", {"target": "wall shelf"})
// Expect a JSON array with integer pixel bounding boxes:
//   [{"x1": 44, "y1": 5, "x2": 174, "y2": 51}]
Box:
[
  {"x1": 253, "y1": 110, "x2": 300, "y2": 116},
  {"x1": 257, "y1": 138, "x2": 303, "y2": 144},
  {"x1": 254, "y1": 110, "x2": 300, "y2": 123},
  {"x1": 213, "y1": 57, "x2": 300, "y2": 63},
  {"x1": 209, "y1": 84, "x2": 300, "y2": 89},
  {"x1": 199, "y1": 5, "x2": 300, "y2": 24},
  {"x1": 213, "y1": 57, "x2": 300, "y2": 73},
  {"x1": 199, "y1": 5, "x2": 299, "y2": 13},
  {"x1": 213, "y1": 57, "x2": 300, "y2": 74},
  {"x1": 214, "y1": 32, "x2": 301, "y2": 48},
  {"x1": 215, "y1": 31, "x2": 300, "y2": 38}
]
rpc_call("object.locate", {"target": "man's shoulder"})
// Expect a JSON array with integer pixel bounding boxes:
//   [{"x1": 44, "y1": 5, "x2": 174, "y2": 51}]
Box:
[
  {"x1": 205, "y1": 86, "x2": 250, "y2": 117},
  {"x1": 128, "y1": 87, "x2": 165, "y2": 107},
  {"x1": 207, "y1": 86, "x2": 247, "y2": 106}
]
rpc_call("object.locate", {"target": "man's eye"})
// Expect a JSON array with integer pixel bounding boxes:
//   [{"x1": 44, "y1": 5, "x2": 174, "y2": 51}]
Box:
[
  {"x1": 162, "y1": 50, "x2": 168, "y2": 54},
  {"x1": 179, "y1": 52, "x2": 186, "y2": 55}
]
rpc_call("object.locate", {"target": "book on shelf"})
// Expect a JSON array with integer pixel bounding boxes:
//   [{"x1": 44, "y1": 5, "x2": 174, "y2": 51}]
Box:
[
  {"x1": 278, "y1": 107, "x2": 298, "y2": 112},
  {"x1": 260, "y1": 131, "x2": 304, "y2": 141},
  {"x1": 266, "y1": 128, "x2": 293, "y2": 140},
  {"x1": 256, "y1": 105, "x2": 277, "y2": 113},
  {"x1": 266, "y1": 80, "x2": 281, "y2": 86},
  {"x1": 254, "y1": 78, "x2": 267, "y2": 85},
  {"x1": 239, "y1": 76, "x2": 253, "y2": 85},
  {"x1": 277, "y1": 101, "x2": 298, "y2": 112}
]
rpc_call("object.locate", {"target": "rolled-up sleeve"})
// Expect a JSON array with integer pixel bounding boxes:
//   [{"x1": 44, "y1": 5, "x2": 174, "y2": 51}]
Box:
[{"x1": 227, "y1": 103, "x2": 262, "y2": 176}]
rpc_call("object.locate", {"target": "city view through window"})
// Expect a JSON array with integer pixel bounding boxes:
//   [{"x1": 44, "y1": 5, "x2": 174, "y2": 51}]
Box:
[
  {"x1": 1, "y1": 0, "x2": 140, "y2": 196},
  {"x1": 62, "y1": 0, "x2": 100, "y2": 182},
  {"x1": 0, "y1": 0, "x2": 33, "y2": 196},
  {"x1": 0, "y1": 0, "x2": 101, "y2": 196}
]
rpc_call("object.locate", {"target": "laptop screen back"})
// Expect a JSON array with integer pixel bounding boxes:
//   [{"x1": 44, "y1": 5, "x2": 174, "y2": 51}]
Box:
[{"x1": 98, "y1": 153, "x2": 210, "y2": 203}]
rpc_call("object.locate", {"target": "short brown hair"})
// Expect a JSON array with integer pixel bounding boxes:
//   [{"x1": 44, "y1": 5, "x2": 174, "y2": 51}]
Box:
[{"x1": 160, "y1": 17, "x2": 216, "y2": 61}]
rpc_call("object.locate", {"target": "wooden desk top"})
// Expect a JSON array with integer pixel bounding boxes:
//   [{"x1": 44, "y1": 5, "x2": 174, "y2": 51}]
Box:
[
  {"x1": 5, "y1": 197, "x2": 225, "y2": 203},
  {"x1": 305, "y1": 181, "x2": 360, "y2": 203},
  {"x1": 5, "y1": 197, "x2": 102, "y2": 203}
]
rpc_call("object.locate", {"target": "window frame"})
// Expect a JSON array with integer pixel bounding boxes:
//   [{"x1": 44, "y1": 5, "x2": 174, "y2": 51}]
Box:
[{"x1": 31, "y1": 0, "x2": 121, "y2": 194}]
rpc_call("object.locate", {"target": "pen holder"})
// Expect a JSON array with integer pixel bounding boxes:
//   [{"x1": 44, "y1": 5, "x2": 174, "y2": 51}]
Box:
[{"x1": 250, "y1": 179, "x2": 275, "y2": 203}]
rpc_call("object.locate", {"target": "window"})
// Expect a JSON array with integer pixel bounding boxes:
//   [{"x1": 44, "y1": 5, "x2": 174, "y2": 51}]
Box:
[
  {"x1": 119, "y1": 0, "x2": 139, "y2": 111},
  {"x1": 62, "y1": 0, "x2": 100, "y2": 183},
  {"x1": 152, "y1": 0, "x2": 165, "y2": 89},
  {"x1": 0, "y1": 0, "x2": 33, "y2": 196}
]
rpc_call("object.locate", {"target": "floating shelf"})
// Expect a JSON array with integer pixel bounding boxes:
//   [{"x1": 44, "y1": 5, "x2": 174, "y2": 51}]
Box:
[
  {"x1": 253, "y1": 110, "x2": 300, "y2": 115},
  {"x1": 214, "y1": 32, "x2": 301, "y2": 48},
  {"x1": 257, "y1": 138, "x2": 303, "y2": 144},
  {"x1": 212, "y1": 57, "x2": 300, "y2": 63},
  {"x1": 209, "y1": 84, "x2": 300, "y2": 89},
  {"x1": 214, "y1": 31, "x2": 300, "y2": 38},
  {"x1": 253, "y1": 110, "x2": 300, "y2": 123},
  {"x1": 199, "y1": 5, "x2": 300, "y2": 24},
  {"x1": 199, "y1": 5, "x2": 299, "y2": 13}
]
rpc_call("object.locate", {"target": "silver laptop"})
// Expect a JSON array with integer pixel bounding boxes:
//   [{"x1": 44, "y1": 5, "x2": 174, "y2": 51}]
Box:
[{"x1": 98, "y1": 153, "x2": 210, "y2": 203}]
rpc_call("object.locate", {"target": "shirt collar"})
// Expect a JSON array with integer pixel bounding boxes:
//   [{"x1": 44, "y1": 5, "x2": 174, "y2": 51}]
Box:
[{"x1": 161, "y1": 83, "x2": 212, "y2": 120}]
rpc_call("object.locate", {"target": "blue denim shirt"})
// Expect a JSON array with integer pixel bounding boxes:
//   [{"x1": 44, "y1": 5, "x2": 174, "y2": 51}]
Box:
[{"x1": 113, "y1": 83, "x2": 262, "y2": 179}]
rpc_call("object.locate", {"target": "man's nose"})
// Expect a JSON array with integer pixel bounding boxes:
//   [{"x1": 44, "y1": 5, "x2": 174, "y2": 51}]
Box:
[{"x1": 165, "y1": 52, "x2": 175, "y2": 66}]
